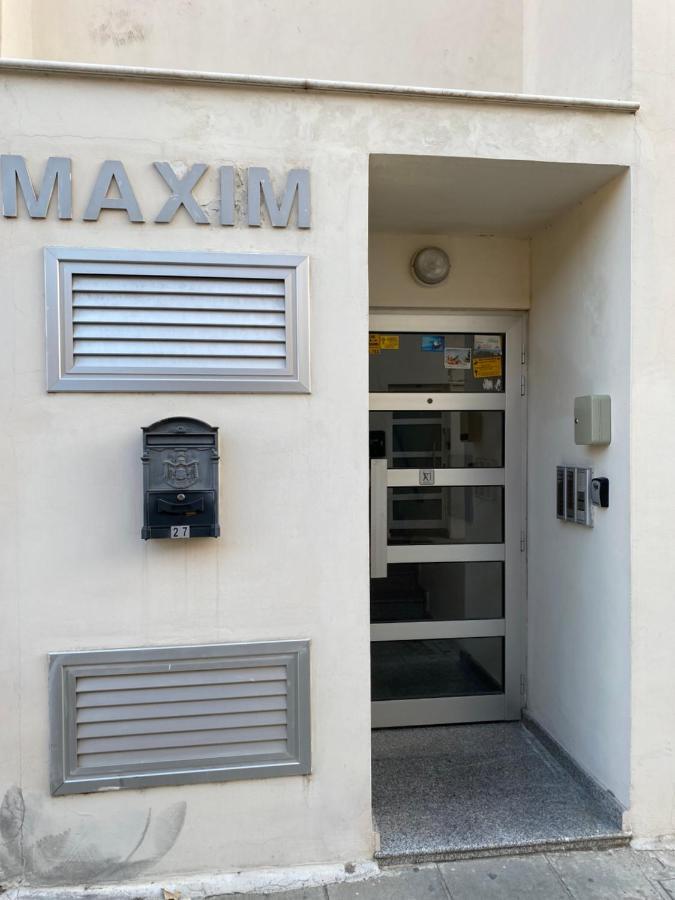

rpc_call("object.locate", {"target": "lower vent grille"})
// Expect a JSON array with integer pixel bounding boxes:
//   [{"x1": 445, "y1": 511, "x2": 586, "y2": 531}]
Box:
[{"x1": 49, "y1": 641, "x2": 310, "y2": 795}]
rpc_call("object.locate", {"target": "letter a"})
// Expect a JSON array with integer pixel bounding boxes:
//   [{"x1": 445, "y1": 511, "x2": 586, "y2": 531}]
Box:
[{"x1": 83, "y1": 161, "x2": 144, "y2": 222}]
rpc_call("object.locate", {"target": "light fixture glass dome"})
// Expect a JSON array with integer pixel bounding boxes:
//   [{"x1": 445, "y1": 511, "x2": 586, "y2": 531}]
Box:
[{"x1": 411, "y1": 246, "x2": 450, "y2": 285}]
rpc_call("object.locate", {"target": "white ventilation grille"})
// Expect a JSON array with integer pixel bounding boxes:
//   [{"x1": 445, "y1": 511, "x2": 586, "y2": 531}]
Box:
[
  {"x1": 49, "y1": 641, "x2": 311, "y2": 795},
  {"x1": 44, "y1": 248, "x2": 310, "y2": 392}
]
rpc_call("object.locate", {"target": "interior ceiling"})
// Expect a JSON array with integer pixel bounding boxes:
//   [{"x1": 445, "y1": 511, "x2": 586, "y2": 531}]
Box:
[{"x1": 369, "y1": 155, "x2": 625, "y2": 236}]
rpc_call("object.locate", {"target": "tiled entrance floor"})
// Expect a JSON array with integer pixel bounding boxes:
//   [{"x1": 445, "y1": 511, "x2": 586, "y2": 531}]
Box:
[{"x1": 371, "y1": 722, "x2": 628, "y2": 864}]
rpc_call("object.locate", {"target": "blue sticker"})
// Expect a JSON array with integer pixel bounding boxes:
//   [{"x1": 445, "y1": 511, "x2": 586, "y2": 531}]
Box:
[{"x1": 421, "y1": 335, "x2": 444, "y2": 352}]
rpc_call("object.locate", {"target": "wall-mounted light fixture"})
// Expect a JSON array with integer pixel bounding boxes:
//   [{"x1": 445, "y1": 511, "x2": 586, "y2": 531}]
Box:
[{"x1": 411, "y1": 246, "x2": 450, "y2": 285}]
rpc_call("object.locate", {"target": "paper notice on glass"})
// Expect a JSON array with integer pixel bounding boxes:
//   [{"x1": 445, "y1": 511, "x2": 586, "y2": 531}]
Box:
[
  {"x1": 473, "y1": 356, "x2": 502, "y2": 378},
  {"x1": 379, "y1": 335, "x2": 400, "y2": 350},
  {"x1": 369, "y1": 334, "x2": 381, "y2": 355},
  {"x1": 421, "y1": 335, "x2": 444, "y2": 352},
  {"x1": 444, "y1": 347, "x2": 472, "y2": 370},
  {"x1": 474, "y1": 334, "x2": 502, "y2": 355}
]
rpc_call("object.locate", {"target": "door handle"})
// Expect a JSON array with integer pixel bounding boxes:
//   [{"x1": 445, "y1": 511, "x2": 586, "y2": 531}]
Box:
[{"x1": 370, "y1": 458, "x2": 388, "y2": 578}]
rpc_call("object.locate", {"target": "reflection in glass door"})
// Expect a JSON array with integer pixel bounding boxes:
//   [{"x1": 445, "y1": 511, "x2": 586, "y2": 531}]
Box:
[{"x1": 369, "y1": 315, "x2": 526, "y2": 727}]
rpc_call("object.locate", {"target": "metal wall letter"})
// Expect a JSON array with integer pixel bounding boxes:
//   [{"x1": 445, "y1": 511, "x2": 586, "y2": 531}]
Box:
[
  {"x1": 154, "y1": 162, "x2": 209, "y2": 224},
  {"x1": 219, "y1": 166, "x2": 235, "y2": 226},
  {"x1": 247, "y1": 167, "x2": 310, "y2": 228},
  {"x1": 83, "y1": 160, "x2": 144, "y2": 223},
  {"x1": 1, "y1": 155, "x2": 72, "y2": 219}
]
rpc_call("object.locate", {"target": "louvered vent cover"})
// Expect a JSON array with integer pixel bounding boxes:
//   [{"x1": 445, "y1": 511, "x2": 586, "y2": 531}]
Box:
[
  {"x1": 49, "y1": 641, "x2": 310, "y2": 795},
  {"x1": 44, "y1": 247, "x2": 310, "y2": 392}
]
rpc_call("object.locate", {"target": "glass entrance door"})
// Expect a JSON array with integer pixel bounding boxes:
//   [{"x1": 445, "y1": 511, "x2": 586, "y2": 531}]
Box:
[{"x1": 369, "y1": 314, "x2": 526, "y2": 727}]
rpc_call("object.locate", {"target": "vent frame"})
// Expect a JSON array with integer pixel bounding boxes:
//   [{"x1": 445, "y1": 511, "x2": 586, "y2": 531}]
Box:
[
  {"x1": 44, "y1": 247, "x2": 310, "y2": 393},
  {"x1": 48, "y1": 640, "x2": 311, "y2": 796}
]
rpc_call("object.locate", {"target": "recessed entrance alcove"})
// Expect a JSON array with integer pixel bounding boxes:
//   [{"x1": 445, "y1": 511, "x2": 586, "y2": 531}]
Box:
[{"x1": 368, "y1": 154, "x2": 631, "y2": 861}]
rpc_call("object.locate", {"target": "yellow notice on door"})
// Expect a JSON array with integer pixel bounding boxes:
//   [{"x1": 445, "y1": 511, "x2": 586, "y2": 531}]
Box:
[
  {"x1": 379, "y1": 335, "x2": 400, "y2": 350},
  {"x1": 473, "y1": 356, "x2": 502, "y2": 378},
  {"x1": 369, "y1": 334, "x2": 381, "y2": 355}
]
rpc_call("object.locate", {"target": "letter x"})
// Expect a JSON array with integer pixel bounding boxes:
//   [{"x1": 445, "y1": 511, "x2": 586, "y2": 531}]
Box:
[{"x1": 154, "y1": 162, "x2": 209, "y2": 224}]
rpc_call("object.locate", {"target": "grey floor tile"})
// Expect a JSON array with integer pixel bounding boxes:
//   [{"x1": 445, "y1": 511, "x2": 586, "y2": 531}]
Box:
[
  {"x1": 548, "y1": 848, "x2": 662, "y2": 899},
  {"x1": 439, "y1": 854, "x2": 569, "y2": 899},
  {"x1": 327, "y1": 865, "x2": 448, "y2": 899},
  {"x1": 373, "y1": 723, "x2": 624, "y2": 859}
]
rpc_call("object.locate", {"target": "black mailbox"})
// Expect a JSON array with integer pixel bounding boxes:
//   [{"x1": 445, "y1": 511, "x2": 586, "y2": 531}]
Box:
[{"x1": 141, "y1": 417, "x2": 220, "y2": 540}]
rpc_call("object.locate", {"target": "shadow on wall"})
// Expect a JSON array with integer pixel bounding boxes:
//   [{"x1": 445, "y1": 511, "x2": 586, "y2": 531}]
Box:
[{"x1": 0, "y1": 786, "x2": 186, "y2": 886}]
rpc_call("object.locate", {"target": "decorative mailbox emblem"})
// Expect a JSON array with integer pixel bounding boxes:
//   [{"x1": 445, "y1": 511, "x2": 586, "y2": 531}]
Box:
[{"x1": 163, "y1": 450, "x2": 200, "y2": 489}]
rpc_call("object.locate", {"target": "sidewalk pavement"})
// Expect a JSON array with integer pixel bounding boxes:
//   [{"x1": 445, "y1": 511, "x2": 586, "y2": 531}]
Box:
[{"x1": 211, "y1": 848, "x2": 675, "y2": 899}]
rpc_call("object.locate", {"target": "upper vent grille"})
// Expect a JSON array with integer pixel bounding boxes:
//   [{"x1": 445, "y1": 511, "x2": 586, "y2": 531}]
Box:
[
  {"x1": 49, "y1": 641, "x2": 311, "y2": 795},
  {"x1": 45, "y1": 248, "x2": 310, "y2": 392}
]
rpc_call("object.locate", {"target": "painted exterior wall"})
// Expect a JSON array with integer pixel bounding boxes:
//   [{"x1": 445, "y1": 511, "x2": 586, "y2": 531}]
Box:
[
  {"x1": 0, "y1": 77, "x2": 375, "y2": 885},
  {"x1": 0, "y1": 0, "x2": 524, "y2": 92},
  {"x1": 0, "y1": 68, "x2": 635, "y2": 886},
  {"x1": 522, "y1": 0, "x2": 633, "y2": 100},
  {"x1": 528, "y1": 176, "x2": 632, "y2": 807},
  {"x1": 369, "y1": 233, "x2": 530, "y2": 311},
  {"x1": 0, "y1": 0, "x2": 636, "y2": 100},
  {"x1": 629, "y1": 0, "x2": 675, "y2": 839}
]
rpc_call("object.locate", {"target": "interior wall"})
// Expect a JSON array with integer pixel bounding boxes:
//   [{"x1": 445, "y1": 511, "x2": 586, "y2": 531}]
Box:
[
  {"x1": 527, "y1": 174, "x2": 631, "y2": 806},
  {"x1": 369, "y1": 232, "x2": 530, "y2": 310}
]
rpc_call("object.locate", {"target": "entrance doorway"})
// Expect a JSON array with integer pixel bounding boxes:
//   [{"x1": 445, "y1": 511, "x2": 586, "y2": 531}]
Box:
[{"x1": 369, "y1": 312, "x2": 526, "y2": 727}]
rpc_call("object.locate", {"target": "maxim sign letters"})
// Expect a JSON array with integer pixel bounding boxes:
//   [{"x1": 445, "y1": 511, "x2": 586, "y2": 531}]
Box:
[{"x1": 0, "y1": 156, "x2": 311, "y2": 228}]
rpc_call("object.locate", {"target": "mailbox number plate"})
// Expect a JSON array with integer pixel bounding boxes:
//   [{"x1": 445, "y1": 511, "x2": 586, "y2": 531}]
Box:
[{"x1": 170, "y1": 525, "x2": 191, "y2": 539}]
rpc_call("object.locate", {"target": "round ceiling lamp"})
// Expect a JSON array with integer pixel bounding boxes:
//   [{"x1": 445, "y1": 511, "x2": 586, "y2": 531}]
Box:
[{"x1": 410, "y1": 246, "x2": 450, "y2": 285}]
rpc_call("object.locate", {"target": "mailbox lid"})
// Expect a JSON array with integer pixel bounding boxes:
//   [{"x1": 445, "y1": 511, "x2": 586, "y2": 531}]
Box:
[{"x1": 147, "y1": 491, "x2": 217, "y2": 527}]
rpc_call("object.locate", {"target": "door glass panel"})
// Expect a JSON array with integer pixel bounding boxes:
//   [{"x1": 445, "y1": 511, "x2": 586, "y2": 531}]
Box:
[
  {"x1": 371, "y1": 637, "x2": 504, "y2": 701},
  {"x1": 369, "y1": 332, "x2": 505, "y2": 393},
  {"x1": 369, "y1": 410, "x2": 504, "y2": 468},
  {"x1": 370, "y1": 561, "x2": 504, "y2": 623},
  {"x1": 388, "y1": 485, "x2": 503, "y2": 544}
]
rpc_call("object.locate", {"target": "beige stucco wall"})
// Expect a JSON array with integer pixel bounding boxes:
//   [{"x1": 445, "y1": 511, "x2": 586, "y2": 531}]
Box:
[
  {"x1": 0, "y1": 0, "x2": 524, "y2": 92},
  {"x1": 522, "y1": 0, "x2": 633, "y2": 100},
  {"x1": 0, "y1": 0, "x2": 636, "y2": 101},
  {"x1": 369, "y1": 233, "x2": 530, "y2": 310},
  {"x1": 0, "y1": 69, "x2": 636, "y2": 887},
  {"x1": 628, "y1": 0, "x2": 675, "y2": 840}
]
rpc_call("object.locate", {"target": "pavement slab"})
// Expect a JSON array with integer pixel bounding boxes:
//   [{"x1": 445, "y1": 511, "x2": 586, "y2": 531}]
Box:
[
  {"x1": 439, "y1": 853, "x2": 569, "y2": 899},
  {"x1": 326, "y1": 865, "x2": 448, "y2": 899},
  {"x1": 547, "y1": 848, "x2": 662, "y2": 899}
]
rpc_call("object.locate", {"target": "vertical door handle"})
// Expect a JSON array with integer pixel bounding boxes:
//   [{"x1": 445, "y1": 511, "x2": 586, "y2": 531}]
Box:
[{"x1": 370, "y1": 458, "x2": 388, "y2": 578}]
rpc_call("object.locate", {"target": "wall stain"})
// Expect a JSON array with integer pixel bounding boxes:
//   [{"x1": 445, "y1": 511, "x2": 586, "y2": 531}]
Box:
[
  {"x1": 89, "y1": 10, "x2": 147, "y2": 47},
  {"x1": 0, "y1": 786, "x2": 186, "y2": 887}
]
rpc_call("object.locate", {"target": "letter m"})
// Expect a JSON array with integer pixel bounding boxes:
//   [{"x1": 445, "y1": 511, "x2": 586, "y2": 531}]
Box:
[
  {"x1": 1, "y1": 155, "x2": 72, "y2": 219},
  {"x1": 248, "y1": 167, "x2": 310, "y2": 228}
]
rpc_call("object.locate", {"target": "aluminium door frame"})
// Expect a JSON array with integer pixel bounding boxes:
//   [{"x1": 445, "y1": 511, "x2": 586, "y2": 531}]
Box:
[{"x1": 369, "y1": 309, "x2": 528, "y2": 726}]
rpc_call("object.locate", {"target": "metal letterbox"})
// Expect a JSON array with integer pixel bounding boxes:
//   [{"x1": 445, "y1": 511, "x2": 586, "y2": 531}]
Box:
[{"x1": 141, "y1": 417, "x2": 220, "y2": 540}]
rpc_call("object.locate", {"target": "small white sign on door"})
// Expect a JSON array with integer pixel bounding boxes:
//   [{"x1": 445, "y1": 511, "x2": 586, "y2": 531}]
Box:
[
  {"x1": 170, "y1": 525, "x2": 191, "y2": 539},
  {"x1": 419, "y1": 469, "x2": 435, "y2": 486}
]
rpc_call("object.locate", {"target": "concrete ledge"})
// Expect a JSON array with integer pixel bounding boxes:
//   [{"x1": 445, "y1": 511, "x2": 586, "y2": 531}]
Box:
[
  {"x1": 0, "y1": 859, "x2": 380, "y2": 899},
  {"x1": 0, "y1": 57, "x2": 640, "y2": 113}
]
